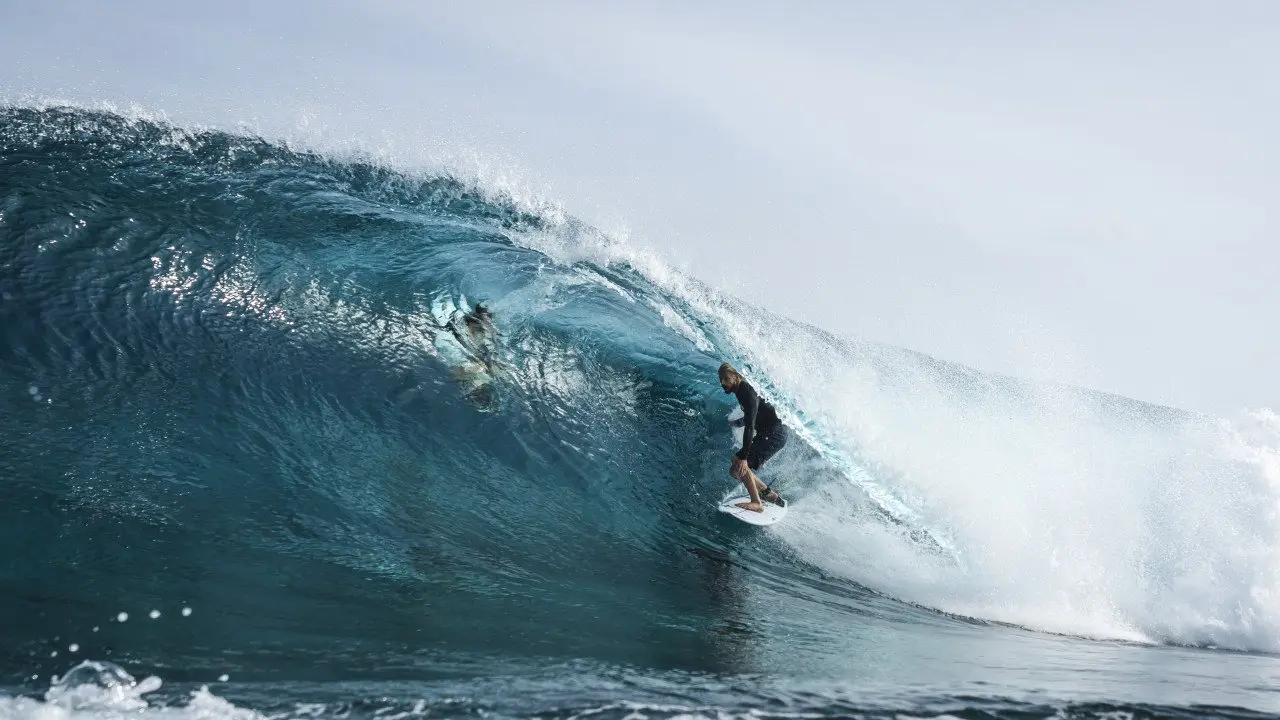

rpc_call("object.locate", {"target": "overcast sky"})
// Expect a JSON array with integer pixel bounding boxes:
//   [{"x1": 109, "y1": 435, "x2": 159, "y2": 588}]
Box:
[{"x1": 2, "y1": 0, "x2": 1276, "y2": 414}]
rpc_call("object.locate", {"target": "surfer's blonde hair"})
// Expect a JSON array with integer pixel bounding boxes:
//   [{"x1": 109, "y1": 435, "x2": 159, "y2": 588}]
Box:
[{"x1": 718, "y1": 362, "x2": 741, "y2": 385}]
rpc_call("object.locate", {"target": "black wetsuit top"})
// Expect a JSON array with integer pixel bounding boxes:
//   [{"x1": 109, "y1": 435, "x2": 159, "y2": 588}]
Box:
[{"x1": 732, "y1": 380, "x2": 782, "y2": 460}]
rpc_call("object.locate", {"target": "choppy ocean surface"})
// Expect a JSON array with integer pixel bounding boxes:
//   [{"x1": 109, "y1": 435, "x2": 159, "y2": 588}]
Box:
[{"x1": 3, "y1": 106, "x2": 1280, "y2": 719}]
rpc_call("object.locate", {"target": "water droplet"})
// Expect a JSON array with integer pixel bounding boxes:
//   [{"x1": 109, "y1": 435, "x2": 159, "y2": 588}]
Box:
[
  {"x1": 181, "y1": 607, "x2": 192, "y2": 617},
  {"x1": 149, "y1": 609, "x2": 160, "y2": 619},
  {"x1": 28, "y1": 385, "x2": 38, "y2": 395},
  {"x1": 33, "y1": 394, "x2": 43, "y2": 402},
  {"x1": 50, "y1": 651, "x2": 58, "y2": 657},
  {"x1": 30, "y1": 674, "x2": 38, "y2": 680},
  {"x1": 218, "y1": 674, "x2": 229, "y2": 682},
  {"x1": 69, "y1": 644, "x2": 79, "y2": 653},
  {"x1": 116, "y1": 612, "x2": 128, "y2": 623},
  {"x1": 92, "y1": 626, "x2": 99, "y2": 633}
]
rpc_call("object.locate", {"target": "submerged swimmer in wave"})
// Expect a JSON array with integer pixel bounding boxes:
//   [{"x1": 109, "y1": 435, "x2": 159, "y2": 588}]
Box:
[
  {"x1": 447, "y1": 302, "x2": 498, "y2": 371},
  {"x1": 719, "y1": 362, "x2": 787, "y2": 512},
  {"x1": 437, "y1": 301, "x2": 501, "y2": 410}
]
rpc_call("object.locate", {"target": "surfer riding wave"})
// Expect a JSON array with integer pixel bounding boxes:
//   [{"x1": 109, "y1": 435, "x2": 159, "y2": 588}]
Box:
[{"x1": 719, "y1": 363, "x2": 788, "y2": 512}]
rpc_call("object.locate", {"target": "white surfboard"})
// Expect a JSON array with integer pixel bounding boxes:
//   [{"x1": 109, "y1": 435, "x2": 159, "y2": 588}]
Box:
[{"x1": 717, "y1": 495, "x2": 788, "y2": 526}]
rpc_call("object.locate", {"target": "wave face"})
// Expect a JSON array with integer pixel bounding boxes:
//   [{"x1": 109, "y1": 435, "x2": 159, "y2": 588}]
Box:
[{"x1": 3, "y1": 107, "x2": 1280, "y2": 717}]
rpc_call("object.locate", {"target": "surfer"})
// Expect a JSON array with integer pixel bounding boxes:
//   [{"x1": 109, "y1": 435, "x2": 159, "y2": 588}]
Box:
[
  {"x1": 447, "y1": 302, "x2": 498, "y2": 372},
  {"x1": 719, "y1": 362, "x2": 787, "y2": 512},
  {"x1": 435, "y1": 301, "x2": 502, "y2": 410}
]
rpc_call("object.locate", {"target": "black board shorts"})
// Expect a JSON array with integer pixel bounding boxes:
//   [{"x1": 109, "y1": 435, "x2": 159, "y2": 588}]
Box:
[{"x1": 744, "y1": 425, "x2": 788, "y2": 470}]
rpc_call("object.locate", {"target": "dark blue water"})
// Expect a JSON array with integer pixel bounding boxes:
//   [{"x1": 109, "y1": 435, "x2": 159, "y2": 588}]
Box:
[{"x1": 3, "y1": 107, "x2": 1280, "y2": 719}]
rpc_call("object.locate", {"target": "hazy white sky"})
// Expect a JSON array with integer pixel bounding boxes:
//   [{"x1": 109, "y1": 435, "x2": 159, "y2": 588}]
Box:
[{"x1": 3, "y1": 0, "x2": 1276, "y2": 413}]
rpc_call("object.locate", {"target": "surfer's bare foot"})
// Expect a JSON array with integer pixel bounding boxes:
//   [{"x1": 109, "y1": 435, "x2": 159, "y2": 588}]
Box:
[
  {"x1": 735, "y1": 501, "x2": 764, "y2": 512},
  {"x1": 762, "y1": 488, "x2": 782, "y2": 505}
]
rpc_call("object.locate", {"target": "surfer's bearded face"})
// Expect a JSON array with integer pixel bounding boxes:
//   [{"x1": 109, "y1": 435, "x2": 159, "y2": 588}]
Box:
[{"x1": 717, "y1": 363, "x2": 741, "y2": 393}]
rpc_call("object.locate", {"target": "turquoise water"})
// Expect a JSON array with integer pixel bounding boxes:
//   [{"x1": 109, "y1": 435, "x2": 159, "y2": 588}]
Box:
[{"x1": 3, "y1": 107, "x2": 1280, "y2": 719}]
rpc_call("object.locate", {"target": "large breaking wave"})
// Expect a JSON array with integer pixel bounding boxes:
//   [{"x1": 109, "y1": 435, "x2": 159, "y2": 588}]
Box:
[{"x1": 2, "y1": 107, "x2": 1279, "y2": 702}]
